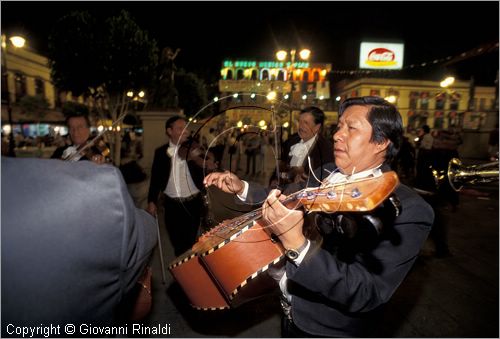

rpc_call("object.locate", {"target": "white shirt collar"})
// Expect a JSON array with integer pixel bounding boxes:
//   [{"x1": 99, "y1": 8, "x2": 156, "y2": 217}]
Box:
[{"x1": 326, "y1": 165, "x2": 383, "y2": 184}]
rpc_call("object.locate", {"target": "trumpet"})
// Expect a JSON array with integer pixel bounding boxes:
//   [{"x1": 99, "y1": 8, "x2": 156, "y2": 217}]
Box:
[{"x1": 432, "y1": 158, "x2": 499, "y2": 192}]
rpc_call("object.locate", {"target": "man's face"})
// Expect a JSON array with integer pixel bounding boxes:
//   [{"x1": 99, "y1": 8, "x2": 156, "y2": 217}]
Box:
[
  {"x1": 333, "y1": 105, "x2": 388, "y2": 174},
  {"x1": 167, "y1": 119, "x2": 188, "y2": 145},
  {"x1": 68, "y1": 116, "x2": 90, "y2": 146},
  {"x1": 297, "y1": 112, "x2": 321, "y2": 142}
]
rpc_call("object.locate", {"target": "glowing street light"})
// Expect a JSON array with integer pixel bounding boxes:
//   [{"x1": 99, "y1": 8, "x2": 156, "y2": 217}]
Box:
[
  {"x1": 266, "y1": 91, "x2": 277, "y2": 101},
  {"x1": 2, "y1": 34, "x2": 26, "y2": 156},
  {"x1": 275, "y1": 47, "x2": 311, "y2": 135},
  {"x1": 385, "y1": 95, "x2": 397, "y2": 103},
  {"x1": 9, "y1": 36, "x2": 26, "y2": 48},
  {"x1": 440, "y1": 76, "x2": 455, "y2": 88}
]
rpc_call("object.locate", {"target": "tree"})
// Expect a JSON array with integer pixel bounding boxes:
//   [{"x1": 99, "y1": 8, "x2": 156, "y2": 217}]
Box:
[
  {"x1": 175, "y1": 69, "x2": 211, "y2": 118},
  {"x1": 18, "y1": 95, "x2": 50, "y2": 122},
  {"x1": 61, "y1": 101, "x2": 89, "y2": 119},
  {"x1": 48, "y1": 10, "x2": 158, "y2": 165}
]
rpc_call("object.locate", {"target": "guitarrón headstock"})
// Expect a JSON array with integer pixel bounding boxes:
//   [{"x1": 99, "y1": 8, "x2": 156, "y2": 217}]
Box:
[{"x1": 297, "y1": 171, "x2": 399, "y2": 213}]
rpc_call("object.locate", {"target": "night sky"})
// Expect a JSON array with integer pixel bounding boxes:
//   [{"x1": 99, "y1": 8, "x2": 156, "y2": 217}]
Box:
[{"x1": 2, "y1": 1, "x2": 499, "y2": 84}]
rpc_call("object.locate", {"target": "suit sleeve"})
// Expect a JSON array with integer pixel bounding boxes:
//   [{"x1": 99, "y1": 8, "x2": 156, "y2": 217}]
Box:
[
  {"x1": 287, "y1": 185, "x2": 433, "y2": 313},
  {"x1": 116, "y1": 166, "x2": 158, "y2": 295}
]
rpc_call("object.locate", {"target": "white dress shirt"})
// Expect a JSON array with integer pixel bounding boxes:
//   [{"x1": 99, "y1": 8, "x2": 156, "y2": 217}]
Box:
[
  {"x1": 164, "y1": 141, "x2": 200, "y2": 199},
  {"x1": 289, "y1": 135, "x2": 318, "y2": 167}
]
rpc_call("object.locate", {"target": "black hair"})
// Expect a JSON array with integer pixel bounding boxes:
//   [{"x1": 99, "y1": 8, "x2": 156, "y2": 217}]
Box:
[
  {"x1": 165, "y1": 115, "x2": 186, "y2": 130},
  {"x1": 66, "y1": 113, "x2": 90, "y2": 128},
  {"x1": 300, "y1": 106, "x2": 325, "y2": 126},
  {"x1": 339, "y1": 96, "x2": 403, "y2": 165},
  {"x1": 422, "y1": 125, "x2": 430, "y2": 134}
]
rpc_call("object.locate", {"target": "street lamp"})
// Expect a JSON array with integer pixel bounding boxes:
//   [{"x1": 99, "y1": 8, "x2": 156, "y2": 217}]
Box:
[
  {"x1": 276, "y1": 48, "x2": 311, "y2": 136},
  {"x1": 2, "y1": 34, "x2": 26, "y2": 157},
  {"x1": 440, "y1": 76, "x2": 455, "y2": 88}
]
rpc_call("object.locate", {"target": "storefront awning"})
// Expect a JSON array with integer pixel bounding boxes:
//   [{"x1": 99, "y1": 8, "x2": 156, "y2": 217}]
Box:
[{"x1": 1, "y1": 105, "x2": 65, "y2": 124}]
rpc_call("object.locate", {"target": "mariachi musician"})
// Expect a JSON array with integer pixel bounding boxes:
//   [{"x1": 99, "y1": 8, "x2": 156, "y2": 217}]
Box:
[
  {"x1": 205, "y1": 97, "x2": 434, "y2": 337},
  {"x1": 51, "y1": 112, "x2": 109, "y2": 164},
  {"x1": 276, "y1": 106, "x2": 333, "y2": 186},
  {"x1": 147, "y1": 115, "x2": 217, "y2": 257}
]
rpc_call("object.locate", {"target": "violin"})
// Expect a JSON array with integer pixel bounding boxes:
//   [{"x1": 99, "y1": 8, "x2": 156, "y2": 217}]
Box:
[
  {"x1": 63, "y1": 135, "x2": 111, "y2": 162},
  {"x1": 64, "y1": 113, "x2": 127, "y2": 162},
  {"x1": 177, "y1": 139, "x2": 218, "y2": 172}
]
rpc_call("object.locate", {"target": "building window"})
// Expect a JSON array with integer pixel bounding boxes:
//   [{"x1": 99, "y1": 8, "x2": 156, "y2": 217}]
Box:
[
  {"x1": 479, "y1": 98, "x2": 487, "y2": 111},
  {"x1": 236, "y1": 69, "x2": 244, "y2": 80},
  {"x1": 435, "y1": 92, "x2": 446, "y2": 110},
  {"x1": 261, "y1": 69, "x2": 269, "y2": 80},
  {"x1": 420, "y1": 92, "x2": 430, "y2": 109},
  {"x1": 251, "y1": 70, "x2": 258, "y2": 80},
  {"x1": 35, "y1": 78, "x2": 45, "y2": 98},
  {"x1": 407, "y1": 111, "x2": 429, "y2": 134},
  {"x1": 449, "y1": 92, "x2": 460, "y2": 110},
  {"x1": 14, "y1": 72, "x2": 27, "y2": 102},
  {"x1": 313, "y1": 71, "x2": 320, "y2": 82},
  {"x1": 448, "y1": 111, "x2": 460, "y2": 127},
  {"x1": 303, "y1": 71, "x2": 309, "y2": 82},
  {"x1": 409, "y1": 91, "x2": 419, "y2": 110},
  {"x1": 434, "y1": 111, "x2": 444, "y2": 129},
  {"x1": 277, "y1": 70, "x2": 285, "y2": 81},
  {"x1": 370, "y1": 89, "x2": 380, "y2": 97},
  {"x1": 226, "y1": 70, "x2": 233, "y2": 80}
]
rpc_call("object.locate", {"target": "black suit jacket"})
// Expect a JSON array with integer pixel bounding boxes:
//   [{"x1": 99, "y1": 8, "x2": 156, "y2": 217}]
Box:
[
  {"x1": 147, "y1": 143, "x2": 205, "y2": 204},
  {"x1": 244, "y1": 163, "x2": 433, "y2": 336},
  {"x1": 1, "y1": 157, "x2": 157, "y2": 329},
  {"x1": 286, "y1": 163, "x2": 434, "y2": 337},
  {"x1": 281, "y1": 132, "x2": 333, "y2": 179}
]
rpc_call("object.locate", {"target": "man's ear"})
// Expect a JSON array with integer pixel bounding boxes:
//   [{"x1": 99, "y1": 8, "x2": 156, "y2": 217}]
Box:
[{"x1": 376, "y1": 139, "x2": 390, "y2": 153}]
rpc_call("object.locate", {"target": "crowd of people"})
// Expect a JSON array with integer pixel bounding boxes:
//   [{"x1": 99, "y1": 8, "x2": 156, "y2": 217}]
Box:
[{"x1": 13, "y1": 95, "x2": 495, "y2": 336}]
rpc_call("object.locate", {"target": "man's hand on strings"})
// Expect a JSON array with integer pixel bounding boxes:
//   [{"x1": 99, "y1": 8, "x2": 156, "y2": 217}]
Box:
[
  {"x1": 204, "y1": 171, "x2": 244, "y2": 195},
  {"x1": 262, "y1": 189, "x2": 306, "y2": 250}
]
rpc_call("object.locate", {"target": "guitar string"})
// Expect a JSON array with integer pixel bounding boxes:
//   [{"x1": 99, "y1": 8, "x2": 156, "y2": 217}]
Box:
[
  {"x1": 202, "y1": 167, "x2": 388, "y2": 245},
  {"x1": 200, "y1": 177, "x2": 359, "y2": 244}
]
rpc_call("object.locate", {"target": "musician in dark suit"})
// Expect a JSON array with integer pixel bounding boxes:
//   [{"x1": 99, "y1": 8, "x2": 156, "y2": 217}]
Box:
[
  {"x1": 2, "y1": 157, "x2": 157, "y2": 331},
  {"x1": 276, "y1": 106, "x2": 333, "y2": 186},
  {"x1": 205, "y1": 97, "x2": 434, "y2": 337},
  {"x1": 51, "y1": 112, "x2": 106, "y2": 164},
  {"x1": 147, "y1": 115, "x2": 216, "y2": 256}
]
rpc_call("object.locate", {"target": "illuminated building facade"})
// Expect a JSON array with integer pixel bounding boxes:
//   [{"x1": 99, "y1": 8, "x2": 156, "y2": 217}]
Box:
[
  {"x1": 218, "y1": 59, "x2": 333, "y2": 133},
  {"x1": 335, "y1": 77, "x2": 498, "y2": 158}
]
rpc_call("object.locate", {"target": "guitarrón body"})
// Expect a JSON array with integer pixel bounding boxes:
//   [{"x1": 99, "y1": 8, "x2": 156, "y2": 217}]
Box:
[{"x1": 169, "y1": 171, "x2": 399, "y2": 310}]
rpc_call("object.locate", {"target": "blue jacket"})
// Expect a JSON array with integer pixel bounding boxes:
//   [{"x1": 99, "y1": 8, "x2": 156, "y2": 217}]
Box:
[{"x1": 1, "y1": 157, "x2": 157, "y2": 329}]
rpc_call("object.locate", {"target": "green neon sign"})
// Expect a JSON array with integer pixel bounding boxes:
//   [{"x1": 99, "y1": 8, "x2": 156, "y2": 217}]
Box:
[{"x1": 222, "y1": 60, "x2": 310, "y2": 69}]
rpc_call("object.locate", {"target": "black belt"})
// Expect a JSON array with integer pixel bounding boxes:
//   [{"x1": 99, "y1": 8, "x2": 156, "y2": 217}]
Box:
[{"x1": 165, "y1": 193, "x2": 200, "y2": 203}]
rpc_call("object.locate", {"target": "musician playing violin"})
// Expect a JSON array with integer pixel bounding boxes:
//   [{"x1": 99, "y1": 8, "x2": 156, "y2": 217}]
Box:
[
  {"x1": 51, "y1": 113, "x2": 107, "y2": 164},
  {"x1": 204, "y1": 96, "x2": 434, "y2": 337},
  {"x1": 147, "y1": 115, "x2": 217, "y2": 256},
  {"x1": 276, "y1": 106, "x2": 333, "y2": 186}
]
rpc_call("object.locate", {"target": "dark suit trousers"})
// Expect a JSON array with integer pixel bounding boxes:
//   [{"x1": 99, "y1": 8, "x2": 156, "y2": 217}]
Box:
[{"x1": 164, "y1": 194, "x2": 203, "y2": 256}]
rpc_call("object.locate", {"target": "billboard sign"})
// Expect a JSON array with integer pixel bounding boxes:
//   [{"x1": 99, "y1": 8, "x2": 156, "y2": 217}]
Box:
[{"x1": 359, "y1": 42, "x2": 404, "y2": 69}]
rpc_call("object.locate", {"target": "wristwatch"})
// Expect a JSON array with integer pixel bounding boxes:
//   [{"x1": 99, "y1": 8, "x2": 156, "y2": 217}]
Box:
[{"x1": 285, "y1": 239, "x2": 309, "y2": 261}]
